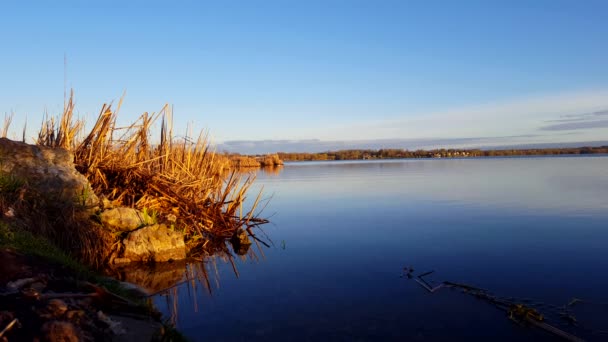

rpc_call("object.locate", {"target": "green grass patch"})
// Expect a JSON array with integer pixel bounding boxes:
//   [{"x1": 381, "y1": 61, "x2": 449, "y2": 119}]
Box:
[
  {"x1": 0, "y1": 221, "x2": 137, "y2": 301},
  {"x1": 0, "y1": 221, "x2": 89, "y2": 276},
  {"x1": 0, "y1": 172, "x2": 24, "y2": 193}
]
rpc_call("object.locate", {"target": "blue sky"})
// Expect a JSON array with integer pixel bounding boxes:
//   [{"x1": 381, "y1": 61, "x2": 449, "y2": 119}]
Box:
[{"x1": 1, "y1": 0, "x2": 607, "y2": 153}]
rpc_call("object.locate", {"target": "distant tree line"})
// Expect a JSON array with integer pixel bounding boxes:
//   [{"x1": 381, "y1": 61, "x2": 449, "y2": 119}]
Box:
[{"x1": 275, "y1": 146, "x2": 608, "y2": 161}]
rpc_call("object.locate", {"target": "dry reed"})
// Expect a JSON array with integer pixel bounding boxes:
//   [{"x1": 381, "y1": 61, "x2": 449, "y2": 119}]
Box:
[
  {"x1": 1, "y1": 113, "x2": 13, "y2": 139},
  {"x1": 36, "y1": 92, "x2": 269, "y2": 260},
  {"x1": 224, "y1": 153, "x2": 283, "y2": 168}
]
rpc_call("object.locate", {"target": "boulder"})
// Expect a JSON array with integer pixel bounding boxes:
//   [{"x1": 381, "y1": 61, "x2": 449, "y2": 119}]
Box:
[
  {"x1": 122, "y1": 224, "x2": 186, "y2": 263},
  {"x1": 99, "y1": 208, "x2": 145, "y2": 232},
  {"x1": 229, "y1": 228, "x2": 252, "y2": 255},
  {"x1": 0, "y1": 138, "x2": 98, "y2": 207}
]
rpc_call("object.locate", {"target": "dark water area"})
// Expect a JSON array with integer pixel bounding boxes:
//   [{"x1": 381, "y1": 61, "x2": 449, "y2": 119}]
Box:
[{"x1": 149, "y1": 156, "x2": 608, "y2": 341}]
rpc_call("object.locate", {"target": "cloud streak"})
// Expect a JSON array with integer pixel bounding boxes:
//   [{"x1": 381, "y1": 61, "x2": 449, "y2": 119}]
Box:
[
  {"x1": 213, "y1": 88, "x2": 608, "y2": 153},
  {"x1": 540, "y1": 119, "x2": 608, "y2": 131},
  {"x1": 345, "y1": 89, "x2": 608, "y2": 141},
  {"x1": 539, "y1": 108, "x2": 608, "y2": 131}
]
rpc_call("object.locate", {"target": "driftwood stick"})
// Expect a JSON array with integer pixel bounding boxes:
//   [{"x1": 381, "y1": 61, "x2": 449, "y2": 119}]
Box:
[
  {"x1": 414, "y1": 278, "x2": 445, "y2": 293},
  {"x1": 418, "y1": 270, "x2": 435, "y2": 278},
  {"x1": 83, "y1": 282, "x2": 136, "y2": 306},
  {"x1": 41, "y1": 293, "x2": 99, "y2": 300},
  {"x1": 443, "y1": 281, "x2": 487, "y2": 292},
  {"x1": 0, "y1": 318, "x2": 19, "y2": 338},
  {"x1": 408, "y1": 268, "x2": 587, "y2": 342},
  {"x1": 526, "y1": 318, "x2": 586, "y2": 342}
]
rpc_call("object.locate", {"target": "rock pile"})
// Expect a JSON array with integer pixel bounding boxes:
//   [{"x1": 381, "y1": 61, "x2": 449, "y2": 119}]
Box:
[
  {"x1": 0, "y1": 248, "x2": 163, "y2": 341},
  {"x1": 98, "y1": 207, "x2": 187, "y2": 264},
  {"x1": 0, "y1": 138, "x2": 187, "y2": 265}
]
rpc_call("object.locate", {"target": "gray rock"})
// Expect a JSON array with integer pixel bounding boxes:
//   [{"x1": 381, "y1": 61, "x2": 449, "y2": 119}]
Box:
[
  {"x1": 46, "y1": 299, "x2": 68, "y2": 318},
  {"x1": 230, "y1": 228, "x2": 252, "y2": 255},
  {"x1": 0, "y1": 138, "x2": 98, "y2": 207},
  {"x1": 99, "y1": 208, "x2": 145, "y2": 232},
  {"x1": 122, "y1": 224, "x2": 186, "y2": 263}
]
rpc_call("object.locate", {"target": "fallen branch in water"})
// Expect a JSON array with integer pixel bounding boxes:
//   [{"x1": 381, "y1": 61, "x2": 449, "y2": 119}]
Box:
[{"x1": 404, "y1": 267, "x2": 586, "y2": 342}]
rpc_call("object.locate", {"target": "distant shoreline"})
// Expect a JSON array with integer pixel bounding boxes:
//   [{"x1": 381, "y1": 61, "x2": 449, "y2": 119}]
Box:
[{"x1": 268, "y1": 146, "x2": 608, "y2": 162}]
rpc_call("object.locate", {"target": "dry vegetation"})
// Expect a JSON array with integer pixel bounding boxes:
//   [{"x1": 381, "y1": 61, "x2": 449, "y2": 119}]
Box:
[
  {"x1": 13, "y1": 92, "x2": 269, "y2": 263},
  {"x1": 0, "y1": 174, "x2": 115, "y2": 268},
  {"x1": 225, "y1": 153, "x2": 283, "y2": 168},
  {"x1": 228, "y1": 155, "x2": 262, "y2": 168}
]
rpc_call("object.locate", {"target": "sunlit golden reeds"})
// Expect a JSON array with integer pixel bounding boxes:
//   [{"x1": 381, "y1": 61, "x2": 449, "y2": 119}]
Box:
[
  {"x1": 224, "y1": 153, "x2": 283, "y2": 168},
  {"x1": 259, "y1": 154, "x2": 283, "y2": 167},
  {"x1": 37, "y1": 92, "x2": 269, "y2": 260}
]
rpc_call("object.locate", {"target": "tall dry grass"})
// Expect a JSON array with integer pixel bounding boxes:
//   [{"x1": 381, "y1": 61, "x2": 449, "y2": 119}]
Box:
[{"x1": 36, "y1": 93, "x2": 269, "y2": 260}]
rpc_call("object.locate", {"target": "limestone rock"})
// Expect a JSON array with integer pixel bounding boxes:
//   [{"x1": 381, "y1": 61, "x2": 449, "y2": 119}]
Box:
[
  {"x1": 0, "y1": 138, "x2": 98, "y2": 207},
  {"x1": 99, "y1": 208, "x2": 145, "y2": 232},
  {"x1": 99, "y1": 195, "x2": 116, "y2": 210},
  {"x1": 122, "y1": 224, "x2": 186, "y2": 263}
]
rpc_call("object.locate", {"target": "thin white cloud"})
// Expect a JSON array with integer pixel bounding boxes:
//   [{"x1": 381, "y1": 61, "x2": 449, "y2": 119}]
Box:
[
  {"x1": 540, "y1": 119, "x2": 608, "y2": 131},
  {"x1": 327, "y1": 89, "x2": 608, "y2": 141},
  {"x1": 214, "y1": 89, "x2": 608, "y2": 153}
]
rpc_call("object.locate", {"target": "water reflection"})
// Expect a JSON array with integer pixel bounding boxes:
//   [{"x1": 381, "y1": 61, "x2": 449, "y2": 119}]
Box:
[
  {"x1": 147, "y1": 157, "x2": 608, "y2": 341},
  {"x1": 256, "y1": 157, "x2": 608, "y2": 215},
  {"x1": 259, "y1": 165, "x2": 283, "y2": 176},
  {"x1": 109, "y1": 239, "x2": 269, "y2": 327},
  {"x1": 107, "y1": 261, "x2": 189, "y2": 294},
  {"x1": 237, "y1": 165, "x2": 284, "y2": 177}
]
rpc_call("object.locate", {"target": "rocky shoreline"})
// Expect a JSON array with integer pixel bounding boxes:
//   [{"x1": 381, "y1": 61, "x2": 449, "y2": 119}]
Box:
[
  {"x1": 0, "y1": 139, "x2": 189, "y2": 340},
  {"x1": 0, "y1": 247, "x2": 173, "y2": 341},
  {"x1": 0, "y1": 138, "x2": 190, "y2": 266}
]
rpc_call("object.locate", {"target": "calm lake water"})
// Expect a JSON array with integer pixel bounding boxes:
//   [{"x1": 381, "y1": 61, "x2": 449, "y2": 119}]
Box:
[{"x1": 151, "y1": 156, "x2": 608, "y2": 341}]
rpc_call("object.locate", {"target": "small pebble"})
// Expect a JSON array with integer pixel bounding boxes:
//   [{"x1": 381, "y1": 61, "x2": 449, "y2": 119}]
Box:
[{"x1": 47, "y1": 299, "x2": 68, "y2": 317}]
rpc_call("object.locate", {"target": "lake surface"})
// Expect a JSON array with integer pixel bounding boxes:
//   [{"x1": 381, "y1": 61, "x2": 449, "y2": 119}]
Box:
[{"x1": 152, "y1": 156, "x2": 608, "y2": 341}]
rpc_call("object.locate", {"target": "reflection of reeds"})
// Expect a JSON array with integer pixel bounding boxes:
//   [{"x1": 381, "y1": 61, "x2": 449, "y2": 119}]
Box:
[
  {"x1": 152, "y1": 240, "x2": 267, "y2": 325},
  {"x1": 35, "y1": 92, "x2": 269, "y2": 259},
  {"x1": 260, "y1": 165, "x2": 283, "y2": 176}
]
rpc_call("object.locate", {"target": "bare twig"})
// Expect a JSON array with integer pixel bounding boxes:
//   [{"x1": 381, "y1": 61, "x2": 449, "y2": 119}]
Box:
[{"x1": 0, "y1": 318, "x2": 19, "y2": 338}]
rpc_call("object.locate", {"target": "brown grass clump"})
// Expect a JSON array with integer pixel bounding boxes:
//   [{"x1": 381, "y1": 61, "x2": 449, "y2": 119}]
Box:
[
  {"x1": 223, "y1": 153, "x2": 284, "y2": 168},
  {"x1": 259, "y1": 154, "x2": 283, "y2": 167},
  {"x1": 37, "y1": 93, "x2": 269, "y2": 259},
  {"x1": 227, "y1": 154, "x2": 261, "y2": 168}
]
